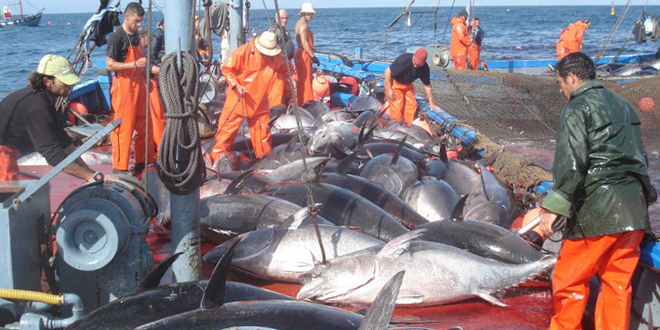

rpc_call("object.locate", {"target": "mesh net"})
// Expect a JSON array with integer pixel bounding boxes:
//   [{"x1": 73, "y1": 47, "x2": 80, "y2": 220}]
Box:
[
  {"x1": 414, "y1": 68, "x2": 660, "y2": 196},
  {"x1": 417, "y1": 68, "x2": 660, "y2": 155}
]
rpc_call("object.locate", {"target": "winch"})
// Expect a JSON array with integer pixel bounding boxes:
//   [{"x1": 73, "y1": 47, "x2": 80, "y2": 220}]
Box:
[{"x1": 54, "y1": 174, "x2": 155, "y2": 313}]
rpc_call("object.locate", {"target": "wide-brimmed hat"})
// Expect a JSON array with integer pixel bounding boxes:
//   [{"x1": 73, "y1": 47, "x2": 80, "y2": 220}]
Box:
[
  {"x1": 37, "y1": 54, "x2": 80, "y2": 86},
  {"x1": 254, "y1": 31, "x2": 282, "y2": 56},
  {"x1": 299, "y1": 2, "x2": 316, "y2": 15}
]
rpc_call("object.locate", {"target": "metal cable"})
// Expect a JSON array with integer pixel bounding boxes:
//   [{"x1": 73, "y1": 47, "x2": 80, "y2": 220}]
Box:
[
  {"x1": 143, "y1": 0, "x2": 153, "y2": 190},
  {"x1": 273, "y1": 0, "x2": 327, "y2": 264},
  {"x1": 595, "y1": 0, "x2": 633, "y2": 61},
  {"x1": 157, "y1": 51, "x2": 205, "y2": 195}
]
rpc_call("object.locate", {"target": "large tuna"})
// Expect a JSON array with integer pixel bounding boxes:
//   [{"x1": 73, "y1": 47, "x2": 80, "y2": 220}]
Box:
[
  {"x1": 203, "y1": 224, "x2": 384, "y2": 283},
  {"x1": 298, "y1": 230, "x2": 556, "y2": 307},
  {"x1": 319, "y1": 172, "x2": 429, "y2": 229},
  {"x1": 417, "y1": 219, "x2": 547, "y2": 264},
  {"x1": 463, "y1": 164, "x2": 515, "y2": 228},
  {"x1": 199, "y1": 193, "x2": 332, "y2": 243},
  {"x1": 264, "y1": 182, "x2": 409, "y2": 242},
  {"x1": 402, "y1": 177, "x2": 458, "y2": 222}
]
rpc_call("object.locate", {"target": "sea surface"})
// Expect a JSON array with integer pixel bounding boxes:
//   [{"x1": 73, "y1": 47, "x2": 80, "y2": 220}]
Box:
[
  {"x1": 0, "y1": 5, "x2": 658, "y2": 222},
  {"x1": 2, "y1": 5, "x2": 660, "y2": 95}
]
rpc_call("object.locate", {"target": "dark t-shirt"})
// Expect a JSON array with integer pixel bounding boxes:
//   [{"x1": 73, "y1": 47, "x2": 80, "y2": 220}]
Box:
[
  {"x1": 150, "y1": 28, "x2": 166, "y2": 65},
  {"x1": 389, "y1": 53, "x2": 431, "y2": 86},
  {"x1": 270, "y1": 25, "x2": 294, "y2": 60},
  {"x1": 0, "y1": 88, "x2": 73, "y2": 166},
  {"x1": 107, "y1": 26, "x2": 141, "y2": 62}
]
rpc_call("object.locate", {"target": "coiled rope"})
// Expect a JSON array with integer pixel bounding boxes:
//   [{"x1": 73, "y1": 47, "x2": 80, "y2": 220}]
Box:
[{"x1": 157, "y1": 51, "x2": 205, "y2": 195}]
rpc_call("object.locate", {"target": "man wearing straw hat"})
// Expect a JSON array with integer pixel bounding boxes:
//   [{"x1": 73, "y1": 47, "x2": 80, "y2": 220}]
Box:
[
  {"x1": 294, "y1": 2, "x2": 319, "y2": 106},
  {"x1": 209, "y1": 31, "x2": 289, "y2": 163}
]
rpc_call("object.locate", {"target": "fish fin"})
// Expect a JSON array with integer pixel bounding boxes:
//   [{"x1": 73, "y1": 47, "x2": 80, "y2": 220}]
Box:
[
  {"x1": 200, "y1": 239, "x2": 239, "y2": 309},
  {"x1": 268, "y1": 113, "x2": 283, "y2": 127},
  {"x1": 281, "y1": 203, "x2": 323, "y2": 230},
  {"x1": 439, "y1": 143, "x2": 448, "y2": 163},
  {"x1": 137, "y1": 252, "x2": 182, "y2": 291},
  {"x1": 357, "y1": 121, "x2": 367, "y2": 147},
  {"x1": 391, "y1": 135, "x2": 408, "y2": 165},
  {"x1": 364, "y1": 147, "x2": 374, "y2": 159},
  {"x1": 329, "y1": 144, "x2": 349, "y2": 159},
  {"x1": 336, "y1": 148, "x2": 362, "y2": 174},
  {"x1": 357, "y1": 271, "x2": 405, "y2": 330},
  {"x1": 302, "y1": 158, "x2": 331, "y2": 183},
  {"x1": 450, "y1": 195, "x2": 468, "y2": 221},
  {"x1": 477, "y1": 165, "x2": 491, "y2": 201},
  {"x1": 225, "y1": 169, "x2": 255, "y2": 195},
  {"x1": 476, "y1": 292, "x2": 508, "y2": 307},
  {"x1": 378, "y1": 229, "x2": 426, "y2": 259}
]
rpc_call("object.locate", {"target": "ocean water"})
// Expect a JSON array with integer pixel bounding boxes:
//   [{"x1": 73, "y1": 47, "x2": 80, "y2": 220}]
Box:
[{"x1": 1, "y1": 5, "x2": 660, "y2": 95}]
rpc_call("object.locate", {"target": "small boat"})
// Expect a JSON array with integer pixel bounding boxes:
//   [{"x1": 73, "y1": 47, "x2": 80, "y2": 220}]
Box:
[{"x1": 0, "y1": 0, "x2": 43, "y2": 28}]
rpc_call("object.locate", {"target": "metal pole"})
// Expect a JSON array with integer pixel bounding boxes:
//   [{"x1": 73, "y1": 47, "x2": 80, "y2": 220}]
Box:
[
  {"x1": 163, "y1": 0, "x2": 201, "y2": 283},
  {"x1": 229, "y1": 0, "x2": 244, "y2": 52}
]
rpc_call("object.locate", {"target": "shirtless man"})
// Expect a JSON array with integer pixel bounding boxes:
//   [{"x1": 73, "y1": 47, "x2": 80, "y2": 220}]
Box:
[{"x1": 294, "y1": 2, "x2": 319, "y2": 106}]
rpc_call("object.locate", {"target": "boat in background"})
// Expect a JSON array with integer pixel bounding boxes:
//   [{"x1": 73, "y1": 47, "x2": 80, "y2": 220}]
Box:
[{"x1": 0, "y1": 0, "x2": 43, "y2": 27}]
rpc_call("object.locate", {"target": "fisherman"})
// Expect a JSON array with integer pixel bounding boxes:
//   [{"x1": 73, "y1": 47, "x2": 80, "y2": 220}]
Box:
[
  {"x1": 268, "y1": 9, "x2": 296, "y2": 108},
  {"x1": 450, "y1": 10, "x2": 473, "y2": 70},
  {"x1": 555, "y1": 23, "x2": 573, "y2": 61},
  {"x1": 106, "y1": 2, "x2": 156, "y2": 177},
  {"x1": 0, "y1": 54, "x2": 96, "y2": 181},
  {"x1": 567, "y1": 19, "x2": 590, "y2": 53},
  {"x1": 384, "y1": 49, "x2": 440, "y2": 123},
  {"x1": 538, "y1": 52, "x2": 657, "y2": 330},
  {"x1": 467, "y1": 17, "x2": 484, "y2": 70},
  {"x1": 294, "y1": 2, "x2": 319, "y2": 106},
  {"x1": 209, "y1": 31, "x2": 289, "y2": 164}
]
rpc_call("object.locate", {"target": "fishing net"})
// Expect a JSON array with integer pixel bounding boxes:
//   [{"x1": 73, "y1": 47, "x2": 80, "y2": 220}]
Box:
[{"x1": 414, "y1": 68, "x2": 660, "y2": 195}]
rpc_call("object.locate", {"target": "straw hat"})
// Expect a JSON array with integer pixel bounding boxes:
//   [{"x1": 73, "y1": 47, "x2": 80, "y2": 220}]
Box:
[
  {"x1": 299, "y1": 2, "x2": 316, "y2": 15},
  {"x1": 254, "y1": 31, "x2": 282, "y2": 56}
]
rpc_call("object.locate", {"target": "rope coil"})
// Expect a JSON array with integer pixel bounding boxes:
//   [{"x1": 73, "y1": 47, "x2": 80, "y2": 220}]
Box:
[{"x1": 157, "y1": 51, "x2": 205, "y2": 195}]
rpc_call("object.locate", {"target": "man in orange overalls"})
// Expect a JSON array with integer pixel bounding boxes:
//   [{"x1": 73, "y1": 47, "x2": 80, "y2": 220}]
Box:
[
  {"x1": 567, "y1": 19, "x2": 591, "y2": 53},
  {"x1": 384, "y1": 49, "x2": 440, "y2": 123},
  {"x1": 209, "y1": 31, "x2": 289, "y2": 163},
  {"x1": 556, "y1": 23, "x2": 573, "y2": 61},
  {"x1": 450, "y1": 10, "x2": 472, "y2": 70},
  {"x1": 467, "y1": 17, "x2": 484, "y2": 70},
  {"x1": 106, "y1": 2, "x2": 156, "y2": 177},
  {"x1": 294, "y1": 2, "x2": 319, "y2": 106}
]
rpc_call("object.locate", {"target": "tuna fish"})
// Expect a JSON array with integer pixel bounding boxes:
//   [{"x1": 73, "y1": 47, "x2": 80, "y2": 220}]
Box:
[
  {"x1": 307, "y1": 120, "x2": 360, "y2": 156},
  {"x1": 264, "y1": 182, "x2": 409, "y2": 242},
  {"x1": 199, "y1": 193, "x2": 333, "y2": 243},
  {"x1": 417, "y1": 219, "x2": 547, "y2": 264},
  {"x1": 359, "y1": 139, "x2": 419, "y2": 197},
  {"x1": 203, "y1": 224, "x2": 384, "y2": 283},
  {"x1": 297, "y1": 230, "x2": 556, "y2": 307},
  {"x1": 463, "y1": 165, "x2": 515, "y2": 228},
  {"x1": 402, "y1": 177, "x2": 458, "y2": 222},
  {"x1": 134, "y1": 271, "x2": 410, "y2": 330},
  {"x1": 319, "y1": 172, "x2": 429, "y2": 229},
  {"x1": 66, "y1": 243, "x2": 291, "y2": 330}
]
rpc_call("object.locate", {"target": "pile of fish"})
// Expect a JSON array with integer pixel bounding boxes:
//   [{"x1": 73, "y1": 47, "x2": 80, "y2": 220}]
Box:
[
  {"x1": 158, "y1": 97, "x2": 554, "y2": 309},
  {"x1": 596, "y1": 56, "x2": 660, "y2": 78},
  {"x1": 60, "y1": 95, "x2": 555, "y2": 328}
]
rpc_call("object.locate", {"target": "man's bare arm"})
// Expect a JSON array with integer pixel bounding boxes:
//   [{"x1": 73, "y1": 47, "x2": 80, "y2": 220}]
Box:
[
  {"x1": 61, "y1": 145, "x2": 96, "y2": 181},
  {"x1": 107, "y1": 56, "x2": 147, "y2": 72}
]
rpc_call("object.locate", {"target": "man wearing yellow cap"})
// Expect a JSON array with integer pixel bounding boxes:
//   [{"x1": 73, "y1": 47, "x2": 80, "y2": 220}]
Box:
[{"x1": 0, "y1": 54, "x2": 96, "y2": 181}]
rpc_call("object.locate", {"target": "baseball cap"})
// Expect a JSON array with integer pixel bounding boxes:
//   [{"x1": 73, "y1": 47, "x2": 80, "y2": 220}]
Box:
[
  {"x1": 458, "y1": 10, "x2": 468, "y2": 17},
  {"x1": 413, "y1": 48, "x2": 428, "y2": 66},
  {"x1": 37, "y1": 54, "x2": 80, "y2": 86}
]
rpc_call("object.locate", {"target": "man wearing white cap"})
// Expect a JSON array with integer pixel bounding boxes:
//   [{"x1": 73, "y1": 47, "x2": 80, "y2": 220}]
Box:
[
  {"x1": 209, "y1": 31, "x2": 289, "y2": 163},
  {"x1": 0, "y1": 54, "x2": 96, "y2": 181},
  {"x1": 294, "y1": 2, "x2": 319, "y2": 106}
]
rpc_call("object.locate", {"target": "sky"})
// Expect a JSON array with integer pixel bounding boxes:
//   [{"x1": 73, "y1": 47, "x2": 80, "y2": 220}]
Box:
[{"x1": 16, "y1": 0, "x2": 657, "y2": 14}]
